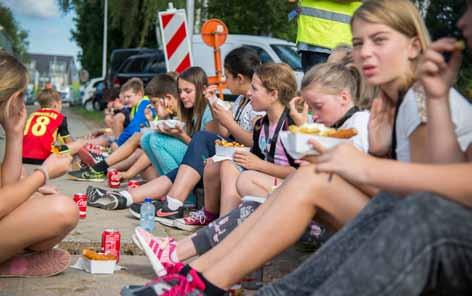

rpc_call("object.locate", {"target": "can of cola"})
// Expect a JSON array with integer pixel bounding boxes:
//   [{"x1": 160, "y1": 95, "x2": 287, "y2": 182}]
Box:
[
  {"x1": 101, "y1": 229, "x2": 121, "y2": 262},
  {"x1": 127, "y1": 180, "x2": 140, "y2": 190},
  {"x1": 107, "y1": 168, "x2": 120, "y2": 188},
  {"x1": 73, "y1": 193, "x2": 87, "y2": 219}
]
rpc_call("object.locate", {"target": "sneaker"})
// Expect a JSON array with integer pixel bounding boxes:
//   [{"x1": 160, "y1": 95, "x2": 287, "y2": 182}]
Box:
[
  {"x1": 0, "y1": 249, "x2": 71, "y2": 278},
  {"x1": 174, "y1": 209, "x2": 216, "y2": 232},
  {"x1": 121, "y1": 268, "x2": 206, "y2": 296},
  {"x1": 68, "y1": 166, "x2": 106, "y2": 182},
  {"x1": 155, "y1": 201, "x2": 184, "y2": 227},
  {"x1": 129, "y1": 199, "x2": 165, "y2": 220},
  {"x1": 78, "y1": 145, "x2": 106, "y2": 167},
  {"x1": 133, "y1": 227, "x2": 179, "y2": 276},
  {"x1": 296, "y1": 222, "x2": 331, "y2": 253},
  {"x1": 86, "y1": 186, "x2": 128, "y2": 210}
]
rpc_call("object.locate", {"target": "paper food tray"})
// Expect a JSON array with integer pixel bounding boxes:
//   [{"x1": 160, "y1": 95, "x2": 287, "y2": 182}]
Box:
[
  {"x1": 156, "y1": 119, "x2": 185, "y2": 129},
  {"x1": 82, "y1": 257, "x2": 117, "y2": 274},
  {"x1": 280, "y1": 131, "x2": 351, "y2": 159},
  {"x1": 214, "y1": 145, "x2": 250, "y2": 159}
]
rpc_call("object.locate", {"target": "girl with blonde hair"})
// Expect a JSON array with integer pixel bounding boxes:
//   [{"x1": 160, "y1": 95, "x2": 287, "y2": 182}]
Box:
[{"x1": 0, "y1": 53, "x2": 78, "y2": 277}]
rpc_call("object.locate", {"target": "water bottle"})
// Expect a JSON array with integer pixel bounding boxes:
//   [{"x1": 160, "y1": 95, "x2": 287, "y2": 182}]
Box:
[{"x1": 140, "y1": 198, "x2": 155, "y2": 232}]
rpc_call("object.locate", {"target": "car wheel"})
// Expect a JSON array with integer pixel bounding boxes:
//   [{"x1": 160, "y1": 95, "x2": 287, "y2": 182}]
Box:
[
  {"x1": 93, "y1": 99, "x2": 102, "y2": 111},
  {"x1": 84, "y1": 99, "x2": 94, "y2": 111}
]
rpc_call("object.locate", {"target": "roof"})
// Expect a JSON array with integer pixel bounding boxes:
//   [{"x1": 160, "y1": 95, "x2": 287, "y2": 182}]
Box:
[{"x1": 192, "y1": 34, "x2": 295, "y2": 46}]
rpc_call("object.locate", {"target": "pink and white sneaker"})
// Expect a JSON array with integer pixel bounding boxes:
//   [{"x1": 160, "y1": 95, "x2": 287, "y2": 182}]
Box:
[
  {"x1": 173, "y1": 209, "x2": 217, "y2": 232},
  {"x1": 133, "y1": 227, "x2": 179, "y2": 276}
]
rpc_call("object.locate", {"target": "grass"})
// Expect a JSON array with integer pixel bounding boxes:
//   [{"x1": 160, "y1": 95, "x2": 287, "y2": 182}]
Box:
[{"x1": 69, "y1": 105, "x2": 104, "y2": 124}]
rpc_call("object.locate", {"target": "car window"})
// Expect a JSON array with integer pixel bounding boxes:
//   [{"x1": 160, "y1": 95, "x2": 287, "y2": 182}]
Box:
[
  {"x1": 270, "y1": 45, "x2": 302, "y2": 71},
  {"x1": 145, "y1": 55, "x2": 166, "y2": 74},
  {"x1": 244, "y1": 45, "x2": 273, "y2": 64},
  {"x1": 110, "y1": 50, "x2": 140, "y2": 74},
  {"x1": 122, "y1": 57, "x2": 147, "y2": 73}
]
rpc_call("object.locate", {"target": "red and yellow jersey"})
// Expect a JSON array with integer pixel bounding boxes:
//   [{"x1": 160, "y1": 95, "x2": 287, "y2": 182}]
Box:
[{"x1": 22, "y1": 108, "x2": 65, "y2": 161}]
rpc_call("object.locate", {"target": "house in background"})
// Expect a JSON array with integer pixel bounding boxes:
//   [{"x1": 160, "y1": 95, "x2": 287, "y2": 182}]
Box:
[{"x1": 27, "y1": 53, "x2": 79, "y2": 102}]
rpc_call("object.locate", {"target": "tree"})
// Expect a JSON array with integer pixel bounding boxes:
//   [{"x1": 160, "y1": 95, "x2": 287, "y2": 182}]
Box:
[{"x1": 0, "y1": 4, "x2": 29, "y2": 61}]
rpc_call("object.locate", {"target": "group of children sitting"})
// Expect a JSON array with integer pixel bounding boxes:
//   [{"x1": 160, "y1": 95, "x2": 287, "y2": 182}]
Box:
[{"x1": 0, "y1": 0, "x2": 471, "y2": 295}]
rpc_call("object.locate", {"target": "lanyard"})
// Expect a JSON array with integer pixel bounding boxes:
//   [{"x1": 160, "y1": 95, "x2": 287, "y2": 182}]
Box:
[
  {"x1": 234, "y1": 96, "x2": 250, "y2": 124},
  {"x1": 263, "y1": 108, "x2": 288, "y2": 163},
  {"x1": 331, "y1": 106, "x2": 359, "y2": 129}
]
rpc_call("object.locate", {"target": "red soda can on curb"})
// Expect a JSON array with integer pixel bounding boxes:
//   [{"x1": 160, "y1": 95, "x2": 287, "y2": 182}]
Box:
[
  {"x1": 127, "y1": 180, "x2": 140, "y2": 190},
  {"x1": 101, "y1": 229, "x2": 121, "y2": 262},
  {"x1": 107, "y1": 168, "x2": 120, "y2": 188},
  {"x1": 73, "y1": 193, "x2": 87, "y2": 219}
]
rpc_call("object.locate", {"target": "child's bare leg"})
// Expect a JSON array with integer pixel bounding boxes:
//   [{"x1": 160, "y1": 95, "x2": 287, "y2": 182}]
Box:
[
  {"x1": 140, "y1": 165, "x2": 158, "y2": 181},
  {"x1": 203, "y1": 160, "x2": 222, "y2": 214},
  {"x1": 167, "y1": 165, "x2": 201, "y2": 202},
  {"x1": 106, "y1": 133, "x2": 142, "y2": 166},
  {"x1": 198, "y1": 165, "x2": 369, "y2": 289},
  {"x1": 219, "y1": 161, "x2": 242, "y2": 215},
  {"x1": 117, "y1": 152, "x2": 151, "y2": 179},
  {"x1": 0, "y1": 194, "x2": 79, "y2": 263},
  {"x1": 111, "y1": 113, "x2": 126, "y2": 137},
  {"x1": 129, "y1": 175, "x2": 172, "y2": 203},
  {"x1": 112, "y1": 149, "x2": 142, "y2": 171},
  {"x1": 236, "y1": 170, "x2": 279, "y2": 198},
  {"x1": 176, "y1": 236, "x2": 198, "y2": 261}
]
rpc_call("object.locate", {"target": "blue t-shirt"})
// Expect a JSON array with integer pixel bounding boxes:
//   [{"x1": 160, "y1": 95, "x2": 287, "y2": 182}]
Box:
[{"x1": 116, "y1": 97, "x2": 153, "y2": 145}]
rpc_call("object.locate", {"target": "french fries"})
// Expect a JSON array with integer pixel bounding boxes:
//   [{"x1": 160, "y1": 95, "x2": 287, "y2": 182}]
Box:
[
  {"x1": 82, "y1": 248, "x2": 117, "y2": 261},
  {"x1": 289, "y1": 124, "x2": 358, "y2": 139},
  {"x1": 215, "y1": 139, "x2": 246, "y2": 148}
]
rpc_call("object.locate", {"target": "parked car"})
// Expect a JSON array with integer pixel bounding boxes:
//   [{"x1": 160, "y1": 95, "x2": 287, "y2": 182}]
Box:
[
  {"x1": 82, "y1": 77, "x2": 104, "y2": 111},
  {"x1": 113, "y1": 51, "x2": 166, "y2": 89},
  {"x1": 191, "y1": 34, "x2": 303, "y2": 87},
  {"x1": 108, "y1": 48, "x2": 159, "y2": 89}
]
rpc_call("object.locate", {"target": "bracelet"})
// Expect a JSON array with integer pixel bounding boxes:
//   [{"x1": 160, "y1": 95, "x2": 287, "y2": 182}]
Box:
[{"x1": 34, "y1": 166, "x2": 49, "y2": 185}]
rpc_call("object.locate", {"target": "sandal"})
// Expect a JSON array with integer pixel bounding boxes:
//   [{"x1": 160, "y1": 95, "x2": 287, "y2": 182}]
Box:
[{"x1": 0, "y1": 248, "x2": 71, "y2": 277}]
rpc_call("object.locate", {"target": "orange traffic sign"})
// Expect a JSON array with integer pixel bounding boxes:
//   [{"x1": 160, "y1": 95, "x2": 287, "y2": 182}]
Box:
[{"x1": 201, "y1": 19, "x2": 228, "y2": 48}]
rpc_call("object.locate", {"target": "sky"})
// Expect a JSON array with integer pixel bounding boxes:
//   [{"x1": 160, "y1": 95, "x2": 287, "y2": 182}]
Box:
[{"x1": 2, "y1": 0, "x2": 81, "y2": 62}]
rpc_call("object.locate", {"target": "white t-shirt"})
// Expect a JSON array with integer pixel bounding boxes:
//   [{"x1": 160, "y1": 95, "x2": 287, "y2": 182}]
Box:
[
  {"x1": 340, "y1": 110, "x2": 370, "y2": 153},
  {"x1": 231, "y1": 95, "x2": 265, "y2": 131},
  {"x1": 395, "y1": 87, "x2": 472, "y2": 162}
]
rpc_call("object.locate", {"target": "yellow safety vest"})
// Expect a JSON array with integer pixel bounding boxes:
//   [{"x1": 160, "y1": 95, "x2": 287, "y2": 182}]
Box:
[
  {"x1": 297, "y1": 0, "x2": 362, "y2": 50},
  {"x1": 130, "y1": 96, "x2": 150, "y2": 120}
]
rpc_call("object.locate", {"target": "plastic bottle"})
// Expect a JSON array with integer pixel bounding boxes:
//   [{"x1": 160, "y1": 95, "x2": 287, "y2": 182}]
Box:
[{"x1": 140, "y1": 198, "x2": 155, "y2": 232}]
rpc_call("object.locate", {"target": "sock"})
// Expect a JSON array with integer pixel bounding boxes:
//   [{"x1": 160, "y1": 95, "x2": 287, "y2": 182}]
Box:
[
  {"x1": 166, "y1": 196, "x2": 183, "y2": 210},
  {"x1": 119, "y1": 191, "x2": 134, "y2": 207},
  {"x1": 197, "y1": 271, "x2": 226, "y2": 296},
  {"x1": 92, "y1": 160, "x2": 109, "y2": 173}
]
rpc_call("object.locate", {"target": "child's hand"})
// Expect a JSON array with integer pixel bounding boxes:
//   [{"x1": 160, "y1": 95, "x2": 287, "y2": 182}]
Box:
[
  {"x1": 233, "y1": 150, "x2": 263, "y2": 170},
  {"x1": 159, "y1": 125, "x2": 186, "y2": 138},
  {"x1": 204, "y1": 85, "x2": 219, "y2": 103},
  {"x1": 310, "y1": 142, "x2": 373, "y2": 185},
  {"x1": 38, "y1": 184, "x2": 58, "y2": 195},
  {"x1": 418, "y1": 38, "x2": 463, "y2": 101},
  {"x1": 42, "y1": 153, "x2": 72, "y2": 179},
  {"x1": 2, "y1": 95, "x2": 26, "y2": 134},
  {"x1": 289, "y1": 96, "x2": 309, "y2": 126},
  {"x1": 144, "y1": 105, "x2": 154, "y2": 122},
  {"x1": 212, "y1": 102, "x2": 234, "y2": 127}
]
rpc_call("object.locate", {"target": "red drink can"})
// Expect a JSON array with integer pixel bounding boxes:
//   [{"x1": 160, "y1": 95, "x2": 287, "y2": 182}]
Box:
[
  {"x1": 73, "y1": 193, "x2": 87, "y2": 219},
  {"x1": 107, "y1": 168, "x2": 120, "y2": 188},
  {"x1": 101, "y1": 229, "x2": 121, "y2": 262},
  {"x1": 127, "y1": 180, "x2": 140, "y2": 190}
]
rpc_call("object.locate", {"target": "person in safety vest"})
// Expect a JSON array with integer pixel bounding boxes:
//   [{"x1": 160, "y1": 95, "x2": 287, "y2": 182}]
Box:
[{"x1": 289, "y1": 0, "x2": 362, "y2": 72}]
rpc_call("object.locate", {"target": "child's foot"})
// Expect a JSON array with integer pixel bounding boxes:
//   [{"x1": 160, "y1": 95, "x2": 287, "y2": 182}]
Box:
[
  {"x1": 174, "y1": 208, "x2": 217, "y2": 232},
  {"x1": 133, "y1": 227, "x2": 179, "y2": 276},
  {"x1": 0, "y1": 249, "x2": 70, "y2": 278},
  {"x1": 86, "y1": 186, "x2": 128, "y2": 210},
  {"x1": 68, "y1": 166, "x2": 106, "y2": 182}
]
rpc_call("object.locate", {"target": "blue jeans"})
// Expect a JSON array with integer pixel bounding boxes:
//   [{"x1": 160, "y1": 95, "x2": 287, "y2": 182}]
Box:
[{"x1": 258, "y1": 192, "x2": 472, "y2": 295}]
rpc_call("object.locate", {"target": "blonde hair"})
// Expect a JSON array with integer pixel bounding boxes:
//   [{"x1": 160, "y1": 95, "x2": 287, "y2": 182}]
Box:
[
  {"x1": 121, "y1": 77, "x2": 144, "y2": 95},
  {"x1": 0, "y1": 53, "x2": 29, "y2": 118},
  {"x1": 254, "y1": 63, "x2": 297, "y2": 106},
  {"x1": 352, "y1": 0, "x2": 431, "y2": 92},
  {"x1": 37, "y1": 89, "x2": 61, "y2": 108}
]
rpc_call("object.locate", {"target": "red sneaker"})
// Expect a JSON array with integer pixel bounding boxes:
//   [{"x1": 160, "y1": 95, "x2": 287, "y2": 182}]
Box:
[{"x1": 173, "y1": 209, "x2": 217, "y2": 232}]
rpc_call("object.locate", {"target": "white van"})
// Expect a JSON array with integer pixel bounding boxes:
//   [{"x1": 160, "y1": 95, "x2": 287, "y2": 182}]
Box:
[{"x1": 191, "y1": 34, "x2": 303, "y2": 87}]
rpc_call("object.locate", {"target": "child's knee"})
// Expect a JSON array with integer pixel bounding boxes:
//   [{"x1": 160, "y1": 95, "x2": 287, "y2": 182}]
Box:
[
  {"x1": 236, "y1": 171, "x2": 258, "y2": 196},
  {"x1": 49, "y1": 195, "x2": 79, "y2": 230}
]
